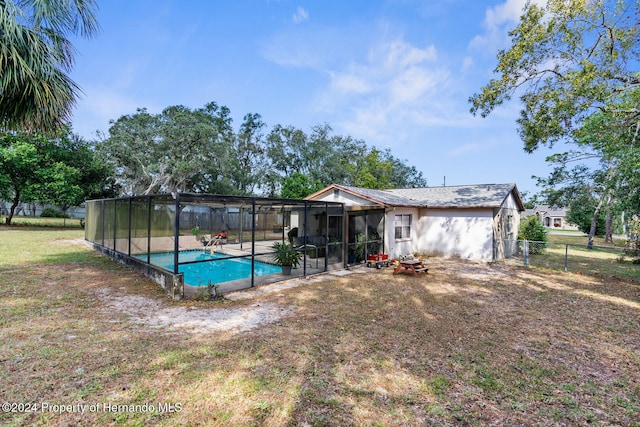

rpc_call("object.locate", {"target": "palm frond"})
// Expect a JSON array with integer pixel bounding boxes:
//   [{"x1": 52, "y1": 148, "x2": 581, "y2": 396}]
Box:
[{"x1": 0, "y1": 0, "x2": 98, "y2": 132}]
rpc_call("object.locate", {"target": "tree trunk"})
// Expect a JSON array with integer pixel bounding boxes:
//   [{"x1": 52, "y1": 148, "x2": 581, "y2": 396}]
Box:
[
  {"x1": 604, "y1": 193, "x2": 613, "y2": 244},
  {"x1": 605, "y1": 211, "x2": 613, "y2": 243},
  {"x1": 587, "y1": 196, "x2": 604, "y2": 249},
  {"x1": 6, "y1": 191, "x2": 20, "y2": 225}
]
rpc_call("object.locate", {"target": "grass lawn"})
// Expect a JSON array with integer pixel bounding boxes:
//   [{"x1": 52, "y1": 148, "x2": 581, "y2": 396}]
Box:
[
  {"x1": 546, "y1": 233, "x2": 625, "y2": 247},
  {"x1": 1, "y1": 216, "x2": 83, "y2": 228},
  {"x1": 1, "y1": 228, "x2": 639, "y2": 426},
  {"x1": 518, "y1": 234, "x2": 640, "y2": 282}
]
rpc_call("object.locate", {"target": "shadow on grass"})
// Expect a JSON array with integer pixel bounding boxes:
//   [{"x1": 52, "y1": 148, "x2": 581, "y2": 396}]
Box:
[
  {"x1": 2, "y1": 258, "x2": 640, "y2": 426},
  {"x1": 40, "y1": 249, "x2": 112, "y2": 265}
]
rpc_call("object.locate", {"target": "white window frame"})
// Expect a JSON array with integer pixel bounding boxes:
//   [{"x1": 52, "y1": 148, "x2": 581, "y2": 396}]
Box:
[{"x1": 394, "y1": 214, "x2": 411, "y2": 240}]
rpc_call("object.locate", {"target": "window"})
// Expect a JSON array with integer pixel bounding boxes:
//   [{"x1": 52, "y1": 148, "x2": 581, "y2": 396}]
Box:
[{"x1": 394, "y1": 214, "x2": 411, "y2": 239}]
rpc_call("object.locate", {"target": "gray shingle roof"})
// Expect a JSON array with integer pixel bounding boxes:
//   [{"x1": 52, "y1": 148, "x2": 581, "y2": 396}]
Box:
[
  {"x1": 338, "y1": 183, "x2": 522, "y2": 209},
  {"x1": 534, "y1": 205, "x2": 567, "y2": 216},
  {"x1": 338, "y1": 185, "x2": 419, "y2": 206}
]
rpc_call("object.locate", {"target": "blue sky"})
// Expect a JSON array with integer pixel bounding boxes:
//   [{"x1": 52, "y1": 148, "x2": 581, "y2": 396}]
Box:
[{"x1": 70, "y1": 0, "x2": 557, "y2": 196}]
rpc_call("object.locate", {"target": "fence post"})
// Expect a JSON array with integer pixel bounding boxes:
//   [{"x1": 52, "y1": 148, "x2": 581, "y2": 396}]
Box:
[
  {"x1": 564, "y1": 244, "x2": 568, "y2": 272},
  {"x1": 524, "y1": 240, "x2": 529, "y2": 268}
]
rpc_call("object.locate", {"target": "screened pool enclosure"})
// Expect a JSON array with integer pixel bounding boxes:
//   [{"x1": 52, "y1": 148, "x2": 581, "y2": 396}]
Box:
[{"x1": 85, "y1": 194, "x2": 344, "y2": 299}]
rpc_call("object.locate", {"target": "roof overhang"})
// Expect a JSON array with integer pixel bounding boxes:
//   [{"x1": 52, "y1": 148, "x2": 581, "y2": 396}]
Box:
[{"x1": 305, "y1": 184, "x2": 390, "y2": 207}]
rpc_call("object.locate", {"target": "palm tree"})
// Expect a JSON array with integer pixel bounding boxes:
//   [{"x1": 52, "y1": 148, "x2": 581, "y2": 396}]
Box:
[{"x1": 0, "y1": 0, "x2": 99, "y2": 132}]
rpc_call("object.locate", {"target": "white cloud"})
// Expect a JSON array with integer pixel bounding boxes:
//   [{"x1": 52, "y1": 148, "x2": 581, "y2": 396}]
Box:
[
  {"x1": 292, "y1": 6, "x2": 308, "y2": 24},
  {"x1": 446, "y1": 143, "x2": 483, "y2": 157},
  {"x1": 263, "y1": 25, "x2": 487, "y2": 148},
  {"x1": 383, "y1": 40, "x2": 437, "y2": 69},
  {"x1": 261, "y1": 29, "x2": 328, "y2": 68},
  {"x1": 323, "y1": 38, "x2": 441, "y2": 99},
  {"x1": 306, "y1": 36, "x2": 479, "y2": 146},
  {"x1": 461, "y1": 56, "x2": 474, "y2": 72},
  {"x1": 388, "y1": 66, "x2": 440, "y2": 107},
  {"x1": 347, "y1": 103, "x2": 390, "y2": 141},
  {"x1": 469, "y1": 0, "x2": 546, "y2": 51},
  {"x1": 262, "y1": 42, "x2": 323, "y2": 68},
  {"x1": 73, "y1": 86, "x2": 154, "y2": 138},
  {"x1": 329, "y1": 71, "x2": 371, "y2": 95},
  {"x1": 485, "y1": 0, "x2": 528, "y2": 27},
  {"x1": 83, "y1": 88, "x2": 142, "y2": 118}
]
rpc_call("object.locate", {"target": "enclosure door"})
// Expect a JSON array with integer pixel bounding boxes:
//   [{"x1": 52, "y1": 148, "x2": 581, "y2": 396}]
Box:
[
  {"x1": 327, "y1": 214, "x2": 343, "y2": 267},
  {"x1": 346, "y1": 210, "x2": 385, "y2": 265}
]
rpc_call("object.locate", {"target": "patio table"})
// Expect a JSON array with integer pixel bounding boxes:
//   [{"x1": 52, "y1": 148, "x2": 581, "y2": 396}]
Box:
[{"x1": 393, "y1": 259, "x2": 429, "y2": 277}]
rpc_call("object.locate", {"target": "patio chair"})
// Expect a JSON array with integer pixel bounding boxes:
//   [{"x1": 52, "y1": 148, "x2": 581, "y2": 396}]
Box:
[{"x1": 203, "y1": 232, "x2": 226, "y2": 251}]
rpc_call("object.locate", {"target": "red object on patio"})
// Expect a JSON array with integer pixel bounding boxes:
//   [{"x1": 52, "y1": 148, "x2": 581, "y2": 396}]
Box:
[{"x1": 367, "y1": 253, "x2": 389, "y2": 268}]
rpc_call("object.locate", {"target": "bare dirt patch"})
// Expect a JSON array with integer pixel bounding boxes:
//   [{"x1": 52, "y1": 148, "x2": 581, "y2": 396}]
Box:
[
  {"x1": 96, "y1": 287, "x2": 293, "y2": 334},
  {"x1": 2, "y1": 232, "x2": 640, "y2": 426}
]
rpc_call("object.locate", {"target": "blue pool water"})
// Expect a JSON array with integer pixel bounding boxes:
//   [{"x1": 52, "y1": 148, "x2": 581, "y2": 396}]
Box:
[{"x1": 140, "y1": 251, "x2": 281, "y2": 286}]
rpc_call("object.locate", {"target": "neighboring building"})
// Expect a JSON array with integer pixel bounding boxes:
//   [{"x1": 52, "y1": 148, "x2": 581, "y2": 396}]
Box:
[
  {"x1": 306, "y1": 183, "x2": 525, "y2": 262},
  {"x1": 523, "y1": 205, "x2": 578, "y2": 230}
]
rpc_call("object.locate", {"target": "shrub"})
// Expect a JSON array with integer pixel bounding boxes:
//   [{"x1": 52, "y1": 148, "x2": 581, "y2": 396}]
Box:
[
  {"x1": 518, "y1": 215, "x2": 547, "y2": 254},
  {"x1": 625, "y1": 214, "x2": 640, "y2": 258},
  {"x1": 40, "y1": 208, "x2": 69, "y2": 218},
  {"x1": 518, "y1": 215, "x2": 547, "y2": 242}
]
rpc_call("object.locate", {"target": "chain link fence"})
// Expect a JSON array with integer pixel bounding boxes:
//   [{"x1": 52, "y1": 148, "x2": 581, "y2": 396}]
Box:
[{"x1": 500, "y1": 239, "x2": 640, "y2": 281}]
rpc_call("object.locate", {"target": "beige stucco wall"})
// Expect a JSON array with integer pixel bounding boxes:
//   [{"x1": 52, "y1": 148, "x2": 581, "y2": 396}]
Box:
[
  {"x1": 417, "y1": 208, "x2": 494, "y2": 261},
  {"x1": 384, "y1": 207, "x2": 420, "y2": 258},
  {"x1": 382, "y1": 207, "x2": 495, "y2": 261}
]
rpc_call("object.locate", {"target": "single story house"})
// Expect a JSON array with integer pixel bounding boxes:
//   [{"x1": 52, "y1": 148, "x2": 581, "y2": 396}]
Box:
[
  {"x1": 522, "y1": 205, "x2": 579, "y2": 230},
  {"x1": 306, "y1": 183, "x2": 525, "y2": 262}
]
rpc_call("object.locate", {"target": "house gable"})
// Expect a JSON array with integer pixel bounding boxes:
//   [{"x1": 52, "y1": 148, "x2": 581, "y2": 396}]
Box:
[{"x1": 305, "y1": 184, "x2": 385, "y2": 207}]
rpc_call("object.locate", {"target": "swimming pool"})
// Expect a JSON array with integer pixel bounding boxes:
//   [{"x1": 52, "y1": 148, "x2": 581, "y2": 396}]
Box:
[{"x1": 140, "y1": 251, "x2": 281, "y2": 286}]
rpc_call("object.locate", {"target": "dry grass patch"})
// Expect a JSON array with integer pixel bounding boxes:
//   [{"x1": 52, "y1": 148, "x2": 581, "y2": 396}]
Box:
[{"x1": 1, "y1": 229, "x2": 639, "y2": 425}]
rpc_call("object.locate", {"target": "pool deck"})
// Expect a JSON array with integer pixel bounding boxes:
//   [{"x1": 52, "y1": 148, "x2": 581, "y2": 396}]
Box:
[{"x1": 181, "y1": 240, "x2": 344, "y2": 298}]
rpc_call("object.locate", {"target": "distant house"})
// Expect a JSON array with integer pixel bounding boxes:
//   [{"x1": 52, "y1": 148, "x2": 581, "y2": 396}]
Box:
[
  {"x1": 523, "y1": 205, "x2": 578, "y2": 230},
  {"x1": 306, "y1": 183, "x2": 525, "y2": 262}
]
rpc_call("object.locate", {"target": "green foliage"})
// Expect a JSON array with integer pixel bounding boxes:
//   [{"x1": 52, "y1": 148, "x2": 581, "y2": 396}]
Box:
[
  {"x1": 567, "y1": 201, "x2": 606, "y2": 236},
  {"x1": 100, "y1": 108, "x2": 427, "y2": 198},
  {"x1": 520, "y1": 190, "x2": 540, "y2": 210},
  {"x1": 0, "y1": 129, "x2": 112, "y2": 224},
  {"x1": 229, "y1": 113, "x2": 267, "y2": 195},
  {"x1": 347, "y1": 148, "x2": 393, "y2": 189},
  {"x1": 470, "y1": 0, "x2": 639, "y2": 152},
  {"x1": 0, "y1": 0, "x2": 99, "y2": 132},
  {"x1": 625, "y1": 214, "x2": 640, "y2": 257},
  {"x1": 271, "y1": 242, "x2": 302, "y2": 268},
  {"x1": 354, "y1": 232, "x2": 366, "y2": 262},
  {"x1": 280, "y1": 173, "x2": 323, "y2": 199},
  {"x1": 40, "y1": 208, "x2": 69, "y2": 218},
  {"x1": 264, "y1": 123, "x2": 426, "y2": 195},
  {"x1": 0, "y1": 134, "x2": 39, "y2": 203},
  {"x1": 347, "y1": 232, "x2": 367, "y2": 263},
  {"x1": 484, "y1": 0, "x2": 640, "y2": 247},
  {"x1": 98, "y1": 103, "x2": 239, "y2": 195},
  {"x1": 518, "y1": 215, "x2": 547, "y2": 242}
]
